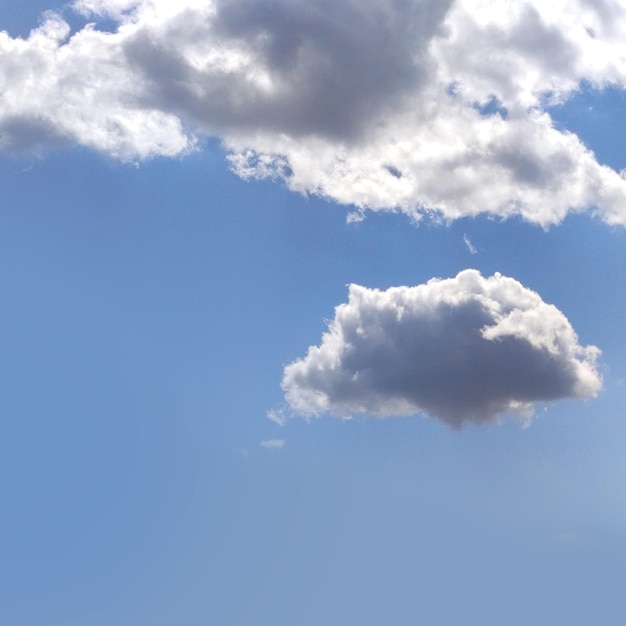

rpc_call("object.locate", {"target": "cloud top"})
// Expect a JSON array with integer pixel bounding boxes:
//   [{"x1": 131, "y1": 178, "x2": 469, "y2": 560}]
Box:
[
  {"x1": 282, "y1": 270, "x2": 601, "y2": 428},
  {"x1": 3, "y1": 1, "x2": 626, "y2": 224}
]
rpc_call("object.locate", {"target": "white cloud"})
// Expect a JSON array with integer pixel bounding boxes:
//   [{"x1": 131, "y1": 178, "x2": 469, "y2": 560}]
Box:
[
  {"x1": 282, "y1": 270, "x2": 602, "y2": 429},
  {"x1": 463, "y1": 234, "x2": 477, "y2": 254},
  {"x1": 266, "y1": 408, "x2": 286, "y2": 426},
  {"x1": 2, "y1": 1, "x2": 626, "y2": 224},
  {"x1": 260, "y1": 438, "x2": 285, "y2": 450}
]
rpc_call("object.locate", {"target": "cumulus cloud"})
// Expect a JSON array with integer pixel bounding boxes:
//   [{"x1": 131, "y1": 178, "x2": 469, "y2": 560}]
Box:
[
  {"x1": 260, "y1": 438, "x2": 285, "y2": 450},
  {"x1": 281, "y1": 270, "x2": 601, "y2": 429},
  {"x1": 3, "y1": 1, "x2": 626, "y2": 224}
]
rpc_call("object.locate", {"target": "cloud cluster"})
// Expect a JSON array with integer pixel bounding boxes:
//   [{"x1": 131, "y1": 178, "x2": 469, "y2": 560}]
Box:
[
  {"x1": 282, "y1": 270, "x2": 601, "y2": 428},
  {"x1": 3, "y1": 0, "x2": 626, "y2": 224}
]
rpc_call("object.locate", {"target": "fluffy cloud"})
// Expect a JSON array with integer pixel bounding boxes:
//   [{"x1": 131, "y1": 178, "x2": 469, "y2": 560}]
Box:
[
  {"x1": 282, "y1": 270, "x2": 601, "y2": 428},
  {"x1": 3, "y1": 1, "x2": 626, "y2": 224}
]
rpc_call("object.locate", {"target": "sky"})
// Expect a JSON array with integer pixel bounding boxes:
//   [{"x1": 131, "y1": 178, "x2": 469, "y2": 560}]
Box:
[{"x1": 1, "y1": 1, "x2": 626, "y2": 625}]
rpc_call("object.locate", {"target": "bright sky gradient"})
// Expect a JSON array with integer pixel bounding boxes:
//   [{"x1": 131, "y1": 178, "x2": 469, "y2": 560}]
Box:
[{"x1": 2, "y1": 2, "x2": 626, "y2": 625}]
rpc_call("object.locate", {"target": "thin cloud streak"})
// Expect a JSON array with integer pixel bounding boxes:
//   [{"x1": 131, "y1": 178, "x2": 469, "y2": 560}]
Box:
[
  {"x1": 463, "y1": 234, "x2": 477, "y2": 254},
  {"x1": 260, "y1": 439, "x2": 285, "y2": 450}
]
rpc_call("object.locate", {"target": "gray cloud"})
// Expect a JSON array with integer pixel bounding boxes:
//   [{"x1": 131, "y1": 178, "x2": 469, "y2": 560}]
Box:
[
  {"x1": 282, "y1": 270, "x2": 602, "y2": 429},
  {"x1": 115, "y1": 0, "x2": 451, "y2": 146},
  {"x1": 3, "y1": 1, "x2": 626, "y2": 224},
  {"x1": 204, "y1": 0, "x2": 449, "y2": 140}
]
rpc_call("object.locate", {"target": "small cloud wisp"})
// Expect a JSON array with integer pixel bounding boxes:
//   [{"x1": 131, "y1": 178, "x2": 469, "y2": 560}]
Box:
[{"x1": 260, "y1": 439, "x2": 285, "y2": 450}]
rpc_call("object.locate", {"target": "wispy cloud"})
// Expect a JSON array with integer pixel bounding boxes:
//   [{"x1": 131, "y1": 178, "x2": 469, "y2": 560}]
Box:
[
  {"x1": 266, "y1": 408, "x2": 286, "y2": 426},
  {"x1": 463, "y1": 234, "x2": 477, "y2": 254},
  {"x1": 260, "y1": 439, "x2": 285, "y2": 450},
  {"x1": 282, "y1": 270, "x2": 602, "y2": 429},
  {"x1": 0, "y1": 1, "x2": 626, "y2": 225}
]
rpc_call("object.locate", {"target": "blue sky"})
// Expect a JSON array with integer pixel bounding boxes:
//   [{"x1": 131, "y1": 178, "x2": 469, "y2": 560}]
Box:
[{"x1": 2, "y1": 1, "x2": 626, "y2": 625}]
